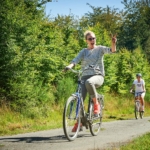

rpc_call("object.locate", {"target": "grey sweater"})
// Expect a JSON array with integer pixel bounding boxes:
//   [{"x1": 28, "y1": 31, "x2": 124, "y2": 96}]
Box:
[{"x1": 71, "y1": 45, "x2": 112, "y2": 76}]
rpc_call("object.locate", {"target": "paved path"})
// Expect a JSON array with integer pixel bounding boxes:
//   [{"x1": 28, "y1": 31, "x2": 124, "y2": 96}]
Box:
[{"x1": 0, "y1": 117, "x2": 150, "y2": 150}]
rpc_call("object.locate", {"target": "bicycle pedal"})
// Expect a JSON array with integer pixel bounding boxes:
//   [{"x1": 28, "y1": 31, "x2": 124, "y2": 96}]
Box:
[{"x1": 94, "y1": 114, "x2": 100, "y2": 118}]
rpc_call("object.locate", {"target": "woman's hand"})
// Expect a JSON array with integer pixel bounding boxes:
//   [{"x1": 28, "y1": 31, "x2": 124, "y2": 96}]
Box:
[
  {"x1": 111, "y1": 34, "x2": 117, "y2": 44},
  {"x1": 110, "y1": 33, "x2": 117, "y2": 52},
  {"x1": 63, "y1": 63, "x2": 74, "y2": 72}
]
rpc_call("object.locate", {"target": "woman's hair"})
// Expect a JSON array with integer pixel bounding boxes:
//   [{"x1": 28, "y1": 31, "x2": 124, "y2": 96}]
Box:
[{"x1": 84, "y1": 30, "x2": 95, "y2": 40}]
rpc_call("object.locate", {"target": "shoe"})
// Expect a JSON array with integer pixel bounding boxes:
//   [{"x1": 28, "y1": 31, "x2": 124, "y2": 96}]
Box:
[
  {"x1": 141, "y1": 109, "x2": 145, "y2": 112},
  {"x1": 94, "y1": 103, "x2": 100, "y2": 117},
  {"x1": 72, "y1": 123, "x2": 83, "y2": 132}
]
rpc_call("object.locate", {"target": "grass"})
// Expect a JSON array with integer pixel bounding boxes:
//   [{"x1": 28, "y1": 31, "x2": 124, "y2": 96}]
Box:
[
  {"x1": 0, "y1": 105, "x2": 63, "y2": 136},
  {"x1": 119, "y1": 132, "x2": 150, "y2": 150}
]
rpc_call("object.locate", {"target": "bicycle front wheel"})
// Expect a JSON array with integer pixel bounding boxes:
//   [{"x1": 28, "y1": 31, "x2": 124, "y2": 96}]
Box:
[
  {"x1": 135, "y1": 102, "x2": 139, "y2": 119},
  {"x1": 89, "y1": 100, "x2": 102, "y2": 136},
  {"x1": 63, "y1": 95, "x2": 81, "y2": 141}
]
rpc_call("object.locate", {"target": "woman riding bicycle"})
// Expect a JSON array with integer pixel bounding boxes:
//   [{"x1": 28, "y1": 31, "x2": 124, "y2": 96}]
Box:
[
  {"x1": 130, "y1": 73, "x2": 146, "y2": 112},
  {"x1": 65, "y1": 30, "x2": 117, "y2": 131}
]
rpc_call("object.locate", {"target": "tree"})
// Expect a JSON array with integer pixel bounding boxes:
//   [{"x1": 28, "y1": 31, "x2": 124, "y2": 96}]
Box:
[
  {"x1": 118, "y1": 0, "x2": 150, "y2": 60},
  {"x1": 83, "y1": 3, "x2": 123, "y2": 34},
  {"x1": 0, "y1": 0, "x2": 56, "y2": 112}
]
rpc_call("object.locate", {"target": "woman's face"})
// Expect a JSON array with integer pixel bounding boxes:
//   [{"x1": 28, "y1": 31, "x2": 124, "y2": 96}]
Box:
[
  {"x1": 86, "y1": 33, "x2": 96, "y2": 47},
  {"x1": 136, "y1": 76, "x2": 141, "y2": 80}
]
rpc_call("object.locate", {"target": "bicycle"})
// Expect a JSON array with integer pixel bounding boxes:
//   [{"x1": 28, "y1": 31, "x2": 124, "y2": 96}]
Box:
[
  {"x1": 132, "y1": 92, "x2": 144, "y2": 119},
  {"x1": 63, "y1": 67, "x2": 104, "y2": 141}
]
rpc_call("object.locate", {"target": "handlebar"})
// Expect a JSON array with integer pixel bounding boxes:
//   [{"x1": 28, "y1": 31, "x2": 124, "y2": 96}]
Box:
[
  {"x1": 65, "y1": 65, "x2": 98, "y2": 76},
  {"x1": 131, "y1": 91, "x2": 145, "y2": 96}
]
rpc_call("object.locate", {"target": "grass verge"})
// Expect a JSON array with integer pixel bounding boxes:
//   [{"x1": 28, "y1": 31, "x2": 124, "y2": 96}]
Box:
[
  {"x1": 120, "y1": 132, "x2": 150, "y2": 150},
  {"x1": 0, "y1": 105, "x2": 63, "y2": 136},
  {"x1": 88, "y1": 132, "x2": 150, "y2": 150}
]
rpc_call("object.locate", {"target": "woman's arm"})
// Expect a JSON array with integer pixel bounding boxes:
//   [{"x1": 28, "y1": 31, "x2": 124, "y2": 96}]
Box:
[
  {"x1": 130, "y1": 84, "x2": 135, "y2": 92},
  {"x1": 111, "y1": 34, "x2": 117, "y2": 53},
  {"x1": 142, "y1": 80, "x2": 146, "y2": 92},
  {"x1": 66, "y1": 49, "x2": 84, "y2": 69}
]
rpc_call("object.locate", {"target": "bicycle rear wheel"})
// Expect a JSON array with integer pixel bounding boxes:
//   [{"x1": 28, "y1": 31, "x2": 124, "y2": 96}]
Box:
[
  {"x1": 89, "y1": 99, "x2": 102, "y2": 136},
  {"x1": 135, "y1": 101, "x2": 140, "y2": 119},
  {"x1": 63, "y1": 95, "x2": 81, "y2": 141}
]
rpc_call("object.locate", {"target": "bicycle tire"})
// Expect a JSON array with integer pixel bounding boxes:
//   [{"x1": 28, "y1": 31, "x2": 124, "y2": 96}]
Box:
[
  {"x1": 140, "y1": 111, "x2": 144, "y2": 119},
  {"x1": 135, "y1": 101, "x2": 140, "y2": 119},
  {"x1": 89, "y1": 98, "x2": 102, "y2": 136},
  {"x1": 63, "y1": 95, "x2": 81, "y2": 141}
]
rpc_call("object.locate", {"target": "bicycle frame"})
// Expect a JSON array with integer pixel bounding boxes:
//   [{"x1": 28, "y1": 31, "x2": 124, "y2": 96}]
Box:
[
  {"x1": 68, "y1": 67, "x2": 88, "y2": 118},
  {"x1": 72, "y1": 77, "x2": 85, "y2": 120},
  {"x1": 135, "y1": 92, "x2": 144, "y2": 107}
]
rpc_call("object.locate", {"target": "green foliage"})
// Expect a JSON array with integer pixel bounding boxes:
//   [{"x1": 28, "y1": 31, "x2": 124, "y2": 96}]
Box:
[
  {"x1": 0, "y1": 0, "x2": 150, "y2": 118},
  {"x1": 101, "y1": 54, "x2": 118, "y2": 93},
  {"x1": 119, "y1": 0, "x2": 150, "y2": 54},
  {"x1": 0, "y1": 0, "x2": 58, "y2": 112},
  {"x1": 113, "y1": 49, "x2": 133, "y2": 94},
  {"x1": 56, "y1": 76, "x2": 76, "y2": 105},
  {"x1": 84, "y1": 3, "x2": 122, "y2": 33},
  {"x1": 100, "y1": 48, "x2": 150, "y2": 95}
]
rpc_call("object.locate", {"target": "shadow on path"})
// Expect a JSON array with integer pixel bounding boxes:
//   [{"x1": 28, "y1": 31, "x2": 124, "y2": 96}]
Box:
[{"x1": 0, "y1": 133, "x2": 91, "y2": 143}]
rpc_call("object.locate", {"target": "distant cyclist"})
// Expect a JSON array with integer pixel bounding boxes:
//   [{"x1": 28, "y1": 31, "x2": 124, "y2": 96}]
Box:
[
  {"x1": 65, "y1": 30, "x2": 117, "y2": 132},
  {"x1": 130, "y1": 73, "x2": 146, "y2": 112}
]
